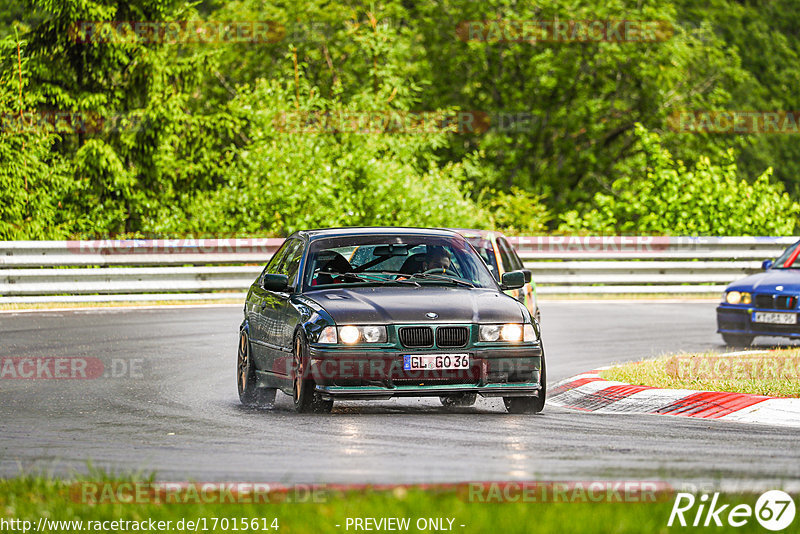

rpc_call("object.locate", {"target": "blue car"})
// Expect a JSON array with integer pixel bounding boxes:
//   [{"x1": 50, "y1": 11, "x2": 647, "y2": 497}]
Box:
[{"x1": 717, "y1": 239, "x2": 800, "y2": 346}]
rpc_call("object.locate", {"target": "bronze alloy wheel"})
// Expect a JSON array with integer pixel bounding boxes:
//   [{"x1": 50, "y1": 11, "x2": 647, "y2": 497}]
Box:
[
  {"x1": 292, "y1": 333, "x2": 333, "y2": 413},
  {"x1": 237, "y1": 331, "x2": 276, "y2": 408}
]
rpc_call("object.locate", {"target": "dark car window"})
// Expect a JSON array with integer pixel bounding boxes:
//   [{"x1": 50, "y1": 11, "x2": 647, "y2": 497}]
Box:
[
  {"x1": 774, "y1": 241, "x2": 800, "y2": 269},
  {"x1": 498, "y1": 237, "x2": 524, "y2": 271},
  {"x1": 275, "y1": 239, "x2": 305, "y2": 285},
  {"x1": 259, "y1": 240, "x2": 292, "y2": 284},
  {"x1": 464, "y1": 238, "x2": 499, "y2": 280},
  {"x1": 496, "y1": 238, "x2": 516, "y2": 272},
  {"x1": 304, "y1": 235, "x2": 498, "y2": 290}
]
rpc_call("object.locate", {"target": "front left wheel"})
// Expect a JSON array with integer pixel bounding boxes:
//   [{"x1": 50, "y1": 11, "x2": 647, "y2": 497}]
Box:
[
  {"x1": 292, "y1": 333, "x2": 333, "y2": 414},
  {"x1": 237, "y1": 331, "x2": 276, "y2": 408},
  {"x1": 503, "y1": 351, "x2": 546, "y2": 414}
]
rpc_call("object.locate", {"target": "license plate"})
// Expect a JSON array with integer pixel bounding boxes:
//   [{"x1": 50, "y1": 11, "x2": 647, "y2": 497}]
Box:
[
  {"x1": 403, "y1": 354, "x2": 469, "y2": 371},
  {"x1": 752, "y1": 312, "x2": 798, "y2": 325}
]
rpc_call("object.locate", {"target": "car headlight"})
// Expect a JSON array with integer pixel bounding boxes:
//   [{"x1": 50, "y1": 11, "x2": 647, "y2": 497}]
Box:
[
  {"x1": 318, "y1": 326, "x2": 337, "y2": 344},
  {"x1": 523, "y1": 323, "x2": 536, "y2": 342},
  {"x1": 725, "y1": 291, "x2": 751, "y2": 305},
  {"x1": 336, "y1": 325, "x2": 387, "y2": 344},
  {"x1": 479, "y1": 324, "x2": 536, "y2": 342}
]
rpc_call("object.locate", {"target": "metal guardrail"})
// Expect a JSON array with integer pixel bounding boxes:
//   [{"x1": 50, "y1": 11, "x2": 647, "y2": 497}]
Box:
[{"x1": 0, "y1": 236, "x2": 796, "y2": 302}]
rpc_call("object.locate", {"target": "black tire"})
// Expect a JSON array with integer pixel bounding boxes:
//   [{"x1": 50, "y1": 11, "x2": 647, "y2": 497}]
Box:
[
  {"x1": 503, "y1": 351, "x2": 546, "y2": 414},
  {"x1": 237, "y1": 331, "x2": 276, "y2": 407},
  {"x1": 722, "y1": 333, "x2": 754, "y2": 347},
  {"x1": 439, "y1": 393, "x2": 477, "y2": 407},
  {"x1": 292, "y1": 333, "x2": 333, "y2": 414}
]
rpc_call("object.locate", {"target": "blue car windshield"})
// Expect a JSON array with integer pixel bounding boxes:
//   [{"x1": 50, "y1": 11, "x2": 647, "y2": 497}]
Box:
[
  {"x1": 304, "y1": 235, "x2": 499, "y2": 290},
  {"x1": 773, "y1": 241, "x2": 800, "y2": 269}
]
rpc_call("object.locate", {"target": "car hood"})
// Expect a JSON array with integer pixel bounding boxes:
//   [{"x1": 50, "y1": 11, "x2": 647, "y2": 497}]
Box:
[
  {"x1": 728, "y1": 270, "x2": 800, "y2": 293},
  {"x1": 307, "y1": 286, "x2": 526, "y2": 324}
]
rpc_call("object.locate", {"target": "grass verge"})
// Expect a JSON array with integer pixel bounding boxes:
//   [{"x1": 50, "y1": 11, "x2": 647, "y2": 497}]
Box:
[
  {"x1": 0, "y1": 476, "x2": 787, "y2": 533},
  {"x1": 600, "y1": 348, "x2": 800, "y2": 397}
]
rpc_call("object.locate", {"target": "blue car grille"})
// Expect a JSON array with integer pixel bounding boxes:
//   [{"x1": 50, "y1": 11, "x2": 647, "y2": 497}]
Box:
[{"x1": 754, "y1": 294, "x2": 798, "y2": 310}]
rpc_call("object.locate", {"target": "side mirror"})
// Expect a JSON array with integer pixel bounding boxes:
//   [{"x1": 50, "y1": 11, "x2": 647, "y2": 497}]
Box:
[
  {"x1": 501, "y1": 270, "x2": 525, "y2": 290},
  {"x1": 261, "y1": 273, "x2": 289, "y2": 292},
  {"x1": 520, "y1": 269, "x2": 532, "y2": 284},
  {"x1": 762, "y1": 259, "x2": 774, "y2": 271}
]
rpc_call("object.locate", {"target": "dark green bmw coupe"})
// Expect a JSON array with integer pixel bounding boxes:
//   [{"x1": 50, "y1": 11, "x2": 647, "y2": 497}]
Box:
[{"x1": 237, "y1": 227, "x2": 545, "y2": 414}]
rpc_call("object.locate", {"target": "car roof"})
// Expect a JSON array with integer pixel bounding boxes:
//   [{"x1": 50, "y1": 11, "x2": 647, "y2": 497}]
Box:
[
  {"x1": 450, "y1": 228, "x2": 506, "y2": 240},
  {"x1": 293, "y1": 227, "x2": 466, "y2": 242}
]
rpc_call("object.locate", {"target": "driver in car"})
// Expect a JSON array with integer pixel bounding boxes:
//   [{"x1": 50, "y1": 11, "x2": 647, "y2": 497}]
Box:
[{"x1": 422, "y1": 246, "x2": 452, "y2": 273}]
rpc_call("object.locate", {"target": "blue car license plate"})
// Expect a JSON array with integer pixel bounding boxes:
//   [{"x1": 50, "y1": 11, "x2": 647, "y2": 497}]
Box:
[{"x1": 752, "y1": 311, "x2": 798, "y2": 325}]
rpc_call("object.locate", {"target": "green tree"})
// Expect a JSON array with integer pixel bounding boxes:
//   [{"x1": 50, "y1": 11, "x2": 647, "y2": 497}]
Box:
[
  {"x1": 559, "y1": 124, "x2": 799, "y2": 235},
  {"x1": 25, "y1": 0, "x2": 237, "y2": 236},
  {"x1": 173, "y1": 20, "x2": 492, "y2": 235}
]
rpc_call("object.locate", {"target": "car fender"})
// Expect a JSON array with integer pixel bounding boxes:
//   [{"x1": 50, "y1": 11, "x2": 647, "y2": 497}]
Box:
[{"x1": 293, "y1": 296, "x2": 337, "y2": 344}]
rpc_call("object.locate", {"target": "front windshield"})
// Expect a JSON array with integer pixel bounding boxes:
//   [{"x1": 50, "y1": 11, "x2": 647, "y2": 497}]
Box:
[
  {"x1": 303, "y1": 234, "x2": 499, "y2": 290},
  {"x1": 773, "y1": 240, "x2": 800, "y2": 269}
]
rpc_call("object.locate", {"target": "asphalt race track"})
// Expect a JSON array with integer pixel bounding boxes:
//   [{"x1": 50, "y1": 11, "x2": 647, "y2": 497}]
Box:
[{"x1": 1, "y1": 302, "x2": 798, "y2": 490}]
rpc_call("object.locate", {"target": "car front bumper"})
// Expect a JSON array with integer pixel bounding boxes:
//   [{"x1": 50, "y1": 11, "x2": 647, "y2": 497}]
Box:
[
  {"x1": 716, "y1": 305, "x2": 800, "y2": 338},
  {"x1": 307, "y1": 343, "x2": 543, "y2": 400}
]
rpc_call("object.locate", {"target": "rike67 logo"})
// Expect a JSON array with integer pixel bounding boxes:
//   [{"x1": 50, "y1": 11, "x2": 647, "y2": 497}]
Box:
[{"x1": 668, "y1": 490, "x2": 796, "y2": 531}]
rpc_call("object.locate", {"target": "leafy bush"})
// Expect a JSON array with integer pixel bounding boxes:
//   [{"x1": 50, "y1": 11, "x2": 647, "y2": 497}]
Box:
[
  {"x1": 559, "y1": 124, "x2": 799, "y2": 235},
  {"x1": 171, "y1": 22, "x2": 493, "y2": 236},
  {"x1": 0, "y1": 36, "x2": 73, "y2": 240},
  {"x1": 477, "y1": 187, "x2": 550, "y2": 235}
]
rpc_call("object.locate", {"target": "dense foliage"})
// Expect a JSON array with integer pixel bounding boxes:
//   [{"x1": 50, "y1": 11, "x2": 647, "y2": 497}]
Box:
[{"x1": 1, "y1": 0, "x2": 798, "y2": 238}]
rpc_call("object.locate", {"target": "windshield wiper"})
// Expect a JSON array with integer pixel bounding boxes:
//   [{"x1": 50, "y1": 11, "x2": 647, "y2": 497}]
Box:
[
  {"x1": 407, "y1": 272, "x2": 475, "y2": 288},
  {"x1": 319, "y1": 271, "x2": 415, "y2": 285},
  {"x1": 367, "y1": 271, "x2": 421, "y2": 287},
  {"x1": 318, "y1": 271, "x2": 372, "y2": 283}
]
